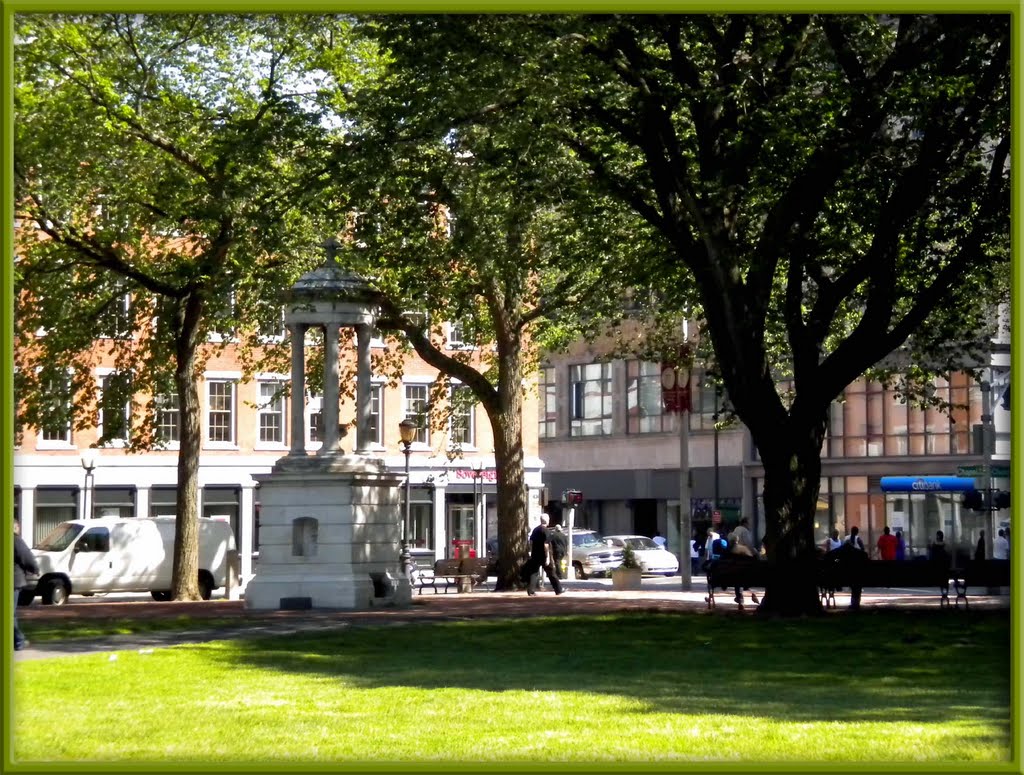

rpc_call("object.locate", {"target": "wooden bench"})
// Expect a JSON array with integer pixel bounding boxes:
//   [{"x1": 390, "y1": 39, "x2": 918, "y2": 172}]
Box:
[
  {"x1": 415, "y1": 557, "x2": 489, "y2": 595},
  {"x1": 819, "y1": 556, "x2": 953, "y2": 607},
  {"x1": 706, "y1": 556, "x2": 956, "y2": 609},
  {"x1": 952, "y1": 560, "x2": 1011, "y2": 607}
]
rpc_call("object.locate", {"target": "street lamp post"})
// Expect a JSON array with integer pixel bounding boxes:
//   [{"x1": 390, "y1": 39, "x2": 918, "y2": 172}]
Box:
[
  {"x1": 472, "y1": 461, "x2": 483, "y2": 557},
  {"x1": 398, "y1": 419, "x2": 417, "y2": 577},
  {"x1": 80, "y1": 449, "x2": 97, "y2": 519}
]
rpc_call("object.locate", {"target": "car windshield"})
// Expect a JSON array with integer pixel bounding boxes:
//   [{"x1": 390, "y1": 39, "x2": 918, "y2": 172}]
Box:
[
  {"x1": 573, "y1": 532, "x2": 604, "y2": 547},
  {"x1": 627, "y1": 537, "x2": 659, "y2": 550},
  {"x1": 35, "y1": 522, "x2": 83, "y2": 551}
]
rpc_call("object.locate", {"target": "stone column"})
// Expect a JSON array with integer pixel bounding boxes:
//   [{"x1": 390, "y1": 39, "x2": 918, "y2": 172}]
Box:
[
  {"x1": 355, "y1": 324, "x2": 372, "y2": 454},
  {"x1": 289, "y1": 323, "x2": 307, "y2": 456},
  {"x1": 321, "y1": 324, "x2": 341, "y2": 455}
]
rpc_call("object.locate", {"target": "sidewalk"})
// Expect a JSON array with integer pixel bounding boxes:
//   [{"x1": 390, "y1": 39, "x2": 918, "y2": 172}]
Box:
[{"x1": 15, "y1": 583, "x2": 1007, "y2": 662}]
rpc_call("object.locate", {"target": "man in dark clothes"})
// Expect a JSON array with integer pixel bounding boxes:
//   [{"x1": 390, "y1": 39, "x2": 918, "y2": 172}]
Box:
[
  {"x1": 518, "y1": 515, "x2": 564, "y2": 596},
  {"x1": 549, "y1": 524, "x2": 568, "y2": 579},
  {"x1": 14, "y1": 521, "x2": 39, "y2": 651}
]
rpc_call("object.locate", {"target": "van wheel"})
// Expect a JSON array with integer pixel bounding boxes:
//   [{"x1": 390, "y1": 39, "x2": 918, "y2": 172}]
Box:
[
  {"x1": 42, "y1": 579, "x2": 69, "y2": 606},
  {"x1": 197, "y1": 574, "x2": 213, "y2": 600},
  {"x1": 573, "y1": 562, "x2": 588, "y2": 580},
  {"x1": 151, "y1": 591, "x2": 172, "y2": 601}
]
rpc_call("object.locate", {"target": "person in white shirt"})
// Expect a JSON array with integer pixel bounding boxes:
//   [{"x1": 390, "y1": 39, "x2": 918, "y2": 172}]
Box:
[
  {"x1": 653, "y1": 531, "x2": 667, "y2": 548},
  {"x1": 993, "y1": 529, "x2": 1010, "y2": 560}
]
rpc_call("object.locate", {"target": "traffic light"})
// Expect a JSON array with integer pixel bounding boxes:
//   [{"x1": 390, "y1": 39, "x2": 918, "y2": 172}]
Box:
[
  {"x1": 564, "y1": 490, "x2": 584, "y2": 507},
  {"x1": 963, "y1": 489, "x2": 985, "y2": 511},
  {"x1": 994, "y1": 490, "x2": 1011, "y2": 510}
]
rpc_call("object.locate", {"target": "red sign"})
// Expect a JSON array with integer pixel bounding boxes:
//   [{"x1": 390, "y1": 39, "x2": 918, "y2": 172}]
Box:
[
  {"x1": 661, "y1": 362, "x2": 692, "y2": 413},
  {"x1": 712, "y1": 510, "x2": 722, "y2": 525},
  {"x1": 453, "y1": 468, "x2": 497, "y2": 482}
]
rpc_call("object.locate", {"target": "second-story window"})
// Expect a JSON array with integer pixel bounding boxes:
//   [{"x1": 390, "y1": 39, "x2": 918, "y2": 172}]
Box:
[
  {"x1": 38, "y1": 370, "x2": 73, "y2": 445},
  {"x1": 404, "y1": 384, "x2": 430, "y2": 444},
  {"x1": 626, "y1": 360, "x2": 678, "y2": 434},
  {"x1": 99, "y1": 371, "x2": 132, "y2": 445},
  {"x1": 156, "y1": 391, "x2": 180, "y2": 444},
  {"x1": 539, "y1": 366, "x2": 557, "y2": 439},
  {"x1": 570, "y1": 362, "x2": 613, "y2": 437},
  {"x1": 449, "y1": 385, "x2": 475, "y2": 446},
  {"x1": 98, "y1": 289, "x2": 133, "y2": 339},
  {"x1": 368, "y1": 383, "x2": 383, "y2": 445},
  {"x1": 207, "y1": 380, "x2": 236, "y2": 444},
  {"x1": 257, "y1": 380, "x2": 286, "y2": 444}
]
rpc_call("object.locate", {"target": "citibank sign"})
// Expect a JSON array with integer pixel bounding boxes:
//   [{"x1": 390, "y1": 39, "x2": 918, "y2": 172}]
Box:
[{"x1": 880, "y1": 476, "x2": 977, "y2": 493}]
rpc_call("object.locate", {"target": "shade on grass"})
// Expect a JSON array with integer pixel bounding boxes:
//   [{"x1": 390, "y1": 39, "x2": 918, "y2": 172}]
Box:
[{"x1": 12, "y1": 611, "x2": 1010, "y2": 765}]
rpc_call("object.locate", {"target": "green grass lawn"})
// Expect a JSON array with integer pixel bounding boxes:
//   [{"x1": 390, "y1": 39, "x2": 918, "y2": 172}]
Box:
[
  {"x1": 21, "y1": 614, "x2": 248, "y2": 642},
  {"x1": 12, "y1": 610, "x2": 1011, "y2": 765}
]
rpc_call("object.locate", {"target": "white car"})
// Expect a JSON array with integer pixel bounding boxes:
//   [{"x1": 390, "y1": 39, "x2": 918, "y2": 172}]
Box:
[{"x1": 603, "y1": 535, "x2": 679, "y2": 576}]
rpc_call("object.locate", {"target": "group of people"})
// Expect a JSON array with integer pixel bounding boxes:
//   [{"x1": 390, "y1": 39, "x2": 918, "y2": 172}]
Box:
[
  {"x1": 822, "y1": 524, "x2": 1010, "y2": 563},
  {"x1": 701, "y1": 517, "x2": 761, "y2": 608}
]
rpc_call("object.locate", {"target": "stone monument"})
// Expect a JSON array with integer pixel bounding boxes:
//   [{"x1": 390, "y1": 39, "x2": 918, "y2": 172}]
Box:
[{"x1": 244, "y1": 238, "x2": 410, "y2": 610}]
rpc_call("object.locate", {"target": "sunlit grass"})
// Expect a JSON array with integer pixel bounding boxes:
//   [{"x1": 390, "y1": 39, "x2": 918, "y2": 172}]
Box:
[{"x1": 12, "y1": 611, "x2": 1010, "y2": 764}]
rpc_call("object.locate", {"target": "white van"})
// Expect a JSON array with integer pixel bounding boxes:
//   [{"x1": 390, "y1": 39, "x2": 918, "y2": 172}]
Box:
[{"x1": 21, "y1": 516, "x2": 237, "y2": 606}]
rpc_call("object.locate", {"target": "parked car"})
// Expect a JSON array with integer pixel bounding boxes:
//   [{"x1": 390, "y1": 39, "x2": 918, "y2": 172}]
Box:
[
  {"x1": 569, "y1": 529, "x2": 625, "y2": 579},
  {"x1": 603, "y1": 535, "x2": 679, "y2": 576}
]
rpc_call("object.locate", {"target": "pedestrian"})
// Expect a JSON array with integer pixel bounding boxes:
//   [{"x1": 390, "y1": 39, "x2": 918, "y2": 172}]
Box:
[
  {"x1": 14, "y1": 521, "x2": 39, "y2": 652},
  {"x1": 727, "y1": 517, "x2": 760, "y2": 608},
  {"x1": 703, "y1": 526, "x2": 721, "y2": 572},
  {"x1": 993, "y1": 529, "x2": 1009, "y2": 560},
  {"x1": 822, "y1": 528, "x2": 842, "y2": 554},
  {"x1": 895, "y1": 530, "x2": 906, "y2": 561},
  {"x1": 844, "y1": 525, "x2": 867, "y2": 609},
  {"x1": 652, "y1": 531, "x2": 667, "y2": 548},
  {"x1": 549, "y1": 524, "x2": 568, "y2": 580},
  {"x1": 928, "y1": 530, "x2": 952, "y2": 598},
  {"x1": 518, "y1": 515, "x2": 564, "y2": 596},
  {"x1": 689, "y1": 535, "x2": 700, "y2": 576},
  {"x1": 975, "y1": 531, "x2": 986, "y2": 562},
  {"x1": 876, "y1": 525, "x2": 898, "y2": 561}
]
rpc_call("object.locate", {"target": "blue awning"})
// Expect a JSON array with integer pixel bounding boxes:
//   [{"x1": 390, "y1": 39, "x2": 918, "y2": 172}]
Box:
[{"x1": 880, "y1": 476, "x2": 977, "y2": 493}]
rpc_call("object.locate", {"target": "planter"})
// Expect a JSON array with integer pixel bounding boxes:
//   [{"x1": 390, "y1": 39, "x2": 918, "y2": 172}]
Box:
[{"x1": 611, "y1": 567, "x2": 643, "y2": 591}]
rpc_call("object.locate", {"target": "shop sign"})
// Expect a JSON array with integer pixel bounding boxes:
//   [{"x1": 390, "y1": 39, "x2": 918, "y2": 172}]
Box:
[{"x1": 880, "y1": 476, "x2": 976, "y2": 492}]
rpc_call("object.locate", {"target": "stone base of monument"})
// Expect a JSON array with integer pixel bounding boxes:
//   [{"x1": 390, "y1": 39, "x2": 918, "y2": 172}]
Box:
[{"x1": 243, "y1": 454, "x2": 410, "y2": 611}]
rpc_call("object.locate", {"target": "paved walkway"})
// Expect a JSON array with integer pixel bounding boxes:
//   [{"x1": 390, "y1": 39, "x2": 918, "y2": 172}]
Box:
[{"x1": 15, "y1": 584, "x2": 1007, "y2": 662}]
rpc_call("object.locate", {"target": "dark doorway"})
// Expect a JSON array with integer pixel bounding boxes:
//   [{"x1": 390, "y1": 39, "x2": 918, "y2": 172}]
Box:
[{"x1": 632, "y1": 499, "x2": 658, "y2": 537}]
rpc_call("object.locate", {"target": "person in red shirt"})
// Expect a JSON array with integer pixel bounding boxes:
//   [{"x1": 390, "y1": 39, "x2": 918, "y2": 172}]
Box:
[{"x1": 876, "y1": 525, "x2": 899, "y2": 561}]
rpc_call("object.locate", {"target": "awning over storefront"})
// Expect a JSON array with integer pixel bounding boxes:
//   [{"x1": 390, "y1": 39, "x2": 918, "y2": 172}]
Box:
[{"x1": 880, "y1": 476, "x2": 976, "y2": 492}]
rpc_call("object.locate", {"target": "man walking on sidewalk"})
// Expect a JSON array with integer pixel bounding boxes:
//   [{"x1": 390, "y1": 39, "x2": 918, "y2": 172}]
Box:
[{"x1": 519, "y1": 515, "x2": 564, "y2": 596}]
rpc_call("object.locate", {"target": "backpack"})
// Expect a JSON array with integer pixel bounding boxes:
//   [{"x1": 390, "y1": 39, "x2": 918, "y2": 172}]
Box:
[{"x1": 708, "y1": 537, "x2": 729, "y2": 561}]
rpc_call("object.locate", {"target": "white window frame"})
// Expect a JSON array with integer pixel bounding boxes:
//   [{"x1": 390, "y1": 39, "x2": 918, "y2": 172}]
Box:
[
  {"x1": 96, "y1": 368, "x2": 132, "y2": 447},
  {"x1": 155, "y1": 390, "x2": 181, "y2": 449},
  {"x1": 36, "y1": 368, "x2": 74, "y2": 449},
  {"x1": 447, "y1": 321, "x2": 474, "y2": 350},
  {"x1": 205, "y1": 373, "x2": 239, "y2": 448},
  {"x1": 403, "y1": 382, "x2": 432, "y2": 447},
  {"x1": 255, "y1": 377, "x2": 288, "y2": 449},
  {"x1": 306, "y1": 389, "x2": 323, "y2": 450},
  {"x1": 256, "y1": 305, "x2": 286, "y2": 343},
  {"x1": 207, "y1": 290, "x2": 239, "y2": 343},
  {"x1": 368, "y1": 381, "x2": 384, "y2": 448},
  {"x1": 448, "y1": 383, "x2": 476, "y2": 448}
]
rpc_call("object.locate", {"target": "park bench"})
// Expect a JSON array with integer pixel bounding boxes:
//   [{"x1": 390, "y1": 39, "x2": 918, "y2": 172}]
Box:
[
  {"x1": 707, "y1": 555, "x2": 956, "y2": 609},
  {"x1": 951, "y1": 560, "x2": 1011, "y2": 607},
  {"x1": 415, "y1": 557, "x2": 489, "y2": 595}
]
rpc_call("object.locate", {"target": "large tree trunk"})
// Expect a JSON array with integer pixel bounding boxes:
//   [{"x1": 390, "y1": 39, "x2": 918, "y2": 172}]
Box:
[
  {"x1": 754, "y1": 415, "x2": 828, "y2": 616},
  {"x1": 490, "y1": 350, "x2": 529, "y2": 592},
  {"x1": 171, "y1": 293, "x2": 204, "y2": 601}
]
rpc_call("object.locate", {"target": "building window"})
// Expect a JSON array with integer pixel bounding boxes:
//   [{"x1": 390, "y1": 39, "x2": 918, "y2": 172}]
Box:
[
  {"x1": 149, "y1": 487, "x2": 177, "y2": 518},
  {"x1": 98, "y1": 289, "x2": 133, "y2": 339},
  {"x1": 307, "y1": 389, "x2": 323, "y2": 446},
  {"x1": 257, "y1": 302, "x2": 285, "y2": 340},
  {"x1": 38, "y1": 371, "x2": 73, "y2": 445},
  {"x1": 626, "y1": 361, "x2": 678, "y2": 434},
  {"x1": 368, "y1": 383, "x2": 383, "y2": 445},
  {"x1": 449, "y1": 385, "x2": 475, "y2": 446},
  {"x1": 92, "y1": 487, "x2": 135, "y2": 519},
  {"x1": 34, "y1": 487, "x2": 77, "y2": 546},
  {"x1": 448, "y1": 321, "x2": 474, "y2": 349},
  {"x1": 688, "y1": 378, "x2": 721, "y2": 432},
  {"x1": 203, "y1": 486, "x2": 241, "y2": 547},
  {"x1": 404, "y1": 384, "x2": 431, "y2": 444},
  {"x1": 257, "y1": 380, "x2": 286, "y2": 445},
  {"x1": 539, "y1": 366, "x2": 557, "y2": 439},
  {"x1": 156, "y1": 392, "x2": 180, "y2": 444},
  {"x1": 569, "y1": 362, "x2": 612, "y2": 437},
  {"x1": 206, "y1": 380, "x2": 236, "y2": 444},
  {"x1": 99, "y1": 371, "x2": 132, "y2": 445}
]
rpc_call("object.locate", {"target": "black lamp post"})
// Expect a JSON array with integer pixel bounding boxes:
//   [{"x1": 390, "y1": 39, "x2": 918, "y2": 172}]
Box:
[
  {"x1": 80, "y1": 449, "x2": 97, "y2": 519},
  {"x1": 398, "y1": 418, "x2": 417, "y2": 547}
]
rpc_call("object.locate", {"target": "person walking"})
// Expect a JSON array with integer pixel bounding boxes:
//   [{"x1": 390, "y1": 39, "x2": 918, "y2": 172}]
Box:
[
  {"x1": 519, "y1": 515, "x2": 564, "y2": 596},
  {"x1": 549, "y1": 524, "x2": 568, "y2": 580},
  {"x1": 895, "y1": 530, "x2": 906, "y2": 561},
  {"x1": 844, "y1": 526, "x2": 867, "y2": 609},
  {"x1": 876, "y1": 525, "x2": 898, "y2": 561},
  {"x1": 992, "y1": 529, "x2": 1009, "y2": 561},
  {"x1": 14, "y1": 521, "x2": 39, "y2": 651},
  {"x1": 975, "y1": 531, "x2": 986, "y2": 562},
  {"x1": 728, "y1": 517, "x2": 760, "y2": 608},
  {"x1": 822, "y1": 528, "x2": 842, "y2": 554}
]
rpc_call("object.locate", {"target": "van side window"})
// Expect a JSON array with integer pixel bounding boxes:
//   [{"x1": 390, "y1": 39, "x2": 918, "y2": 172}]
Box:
[
  {"x1": 77, "y1": 528, "x2": 110, "y2": 553},
  {"x1": 292, "y1": 517, "x2": 318, "y2": 557}
]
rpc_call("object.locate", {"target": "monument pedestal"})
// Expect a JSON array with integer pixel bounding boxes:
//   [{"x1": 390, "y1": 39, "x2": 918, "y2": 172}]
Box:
[{"x1": 244, "y1": 454, "x2": 410, "y2": 610}]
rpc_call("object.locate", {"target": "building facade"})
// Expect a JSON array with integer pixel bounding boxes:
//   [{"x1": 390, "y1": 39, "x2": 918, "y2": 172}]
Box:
[
  {"x1": 14, "y1": 324, "x2": 544, "y2": 588},
  {"x1": 540, "y1": 320, "x2": 1011, "y2": 564}
]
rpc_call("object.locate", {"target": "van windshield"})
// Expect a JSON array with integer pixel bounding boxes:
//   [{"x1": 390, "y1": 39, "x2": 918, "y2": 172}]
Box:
[{"x1": 36, "y1": 522, "x2": 83, "y2": 551}]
